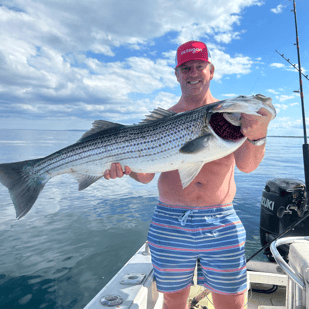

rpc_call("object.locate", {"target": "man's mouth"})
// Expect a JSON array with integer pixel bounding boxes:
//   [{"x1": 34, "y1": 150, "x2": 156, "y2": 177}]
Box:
[{"x1": 187, "y1": 80, "x2": 200, "y2": 85}]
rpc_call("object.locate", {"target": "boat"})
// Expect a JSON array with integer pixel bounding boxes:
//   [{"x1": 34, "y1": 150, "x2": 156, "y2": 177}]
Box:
[
  {"x1": 85, "y1": 1, "x2": 309, "y2": 308},
  {"x1": 83, "y1": 236, "x2": 309, "y2": 309}
]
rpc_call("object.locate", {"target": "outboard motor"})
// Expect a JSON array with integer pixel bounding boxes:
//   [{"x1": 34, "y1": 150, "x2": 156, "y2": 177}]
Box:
[{"x1": 259, "y1": 178, "x2": 308, "y2": 262}]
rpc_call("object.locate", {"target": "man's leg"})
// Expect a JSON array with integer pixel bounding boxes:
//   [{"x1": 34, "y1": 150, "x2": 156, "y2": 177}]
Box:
[
  {"x1": 163, "y1": 286, "x2": 191, "y2": 309},
  {"x1": 212, "y1": 292, "x2": 246, "y2": 309}
]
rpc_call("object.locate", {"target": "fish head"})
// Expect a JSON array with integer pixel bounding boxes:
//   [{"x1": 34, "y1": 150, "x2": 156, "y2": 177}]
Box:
[
  {"x1": 203, "y1": 94, "x2": 276, "y2": 143},
  {"x1": 210, "y1": 94, "x2": 276, "y2": 120}
]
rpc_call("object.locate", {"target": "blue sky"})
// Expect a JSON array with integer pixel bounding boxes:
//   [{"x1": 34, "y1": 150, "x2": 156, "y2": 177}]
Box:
[{"x1": 0, "y1": 0, "x2": 308, "y2": 136}]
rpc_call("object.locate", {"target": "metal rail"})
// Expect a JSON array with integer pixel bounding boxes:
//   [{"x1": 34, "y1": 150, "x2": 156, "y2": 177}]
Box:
[{"x1": 270, "y1": 236, "x2": 309, "y2": 289}]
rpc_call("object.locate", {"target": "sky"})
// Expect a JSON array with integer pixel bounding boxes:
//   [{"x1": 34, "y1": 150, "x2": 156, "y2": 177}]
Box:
[{"x1": 0, "y1": 0, "x2": 308, "y2": 136}]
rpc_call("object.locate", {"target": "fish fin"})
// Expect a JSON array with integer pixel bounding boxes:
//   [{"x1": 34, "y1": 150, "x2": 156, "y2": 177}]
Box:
[
  {"x1": 0, "y1": 159, "x2": 50, "y2": 219},
  {"x1": 178, "y1": 162, "x2": 205, "y2": 188},
  {"x1": 78, "y1": 120, "x2": 125, "y2": 142},
  {"x1": 179, "y1": 134, "x2": 212, "y2": 154},
  {"x1": 139, "y1": 108, "x2": 176, "y2": 123},
  {"x1": 72, "y1": 173, "x2": 103, "y2": 191}
]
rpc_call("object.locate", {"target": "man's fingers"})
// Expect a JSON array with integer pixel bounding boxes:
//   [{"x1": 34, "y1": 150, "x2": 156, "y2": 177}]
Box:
[
  {"x1": 124, "y1": 166, "x2": 132, "y2": 175},
  {"x1": 258, "y1": 107, "x2": 272, "y2": 117},
  {"x1": 109, "y1": 163, "x2": 118, "y2": 179},
  {"x1": 116, "y1": 163, "x2": 124, "y2": 178},
  {"x1": 104, "y1": 169, "x2": 111, "y2": 180},
  {"x1": 104, "y1": 163, "x2": 131, "y2": 180}
]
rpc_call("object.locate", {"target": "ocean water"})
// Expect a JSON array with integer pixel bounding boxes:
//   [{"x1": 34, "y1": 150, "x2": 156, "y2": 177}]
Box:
[{"x1": 0, "y1": 129, "x2": 305, "y2": 309}]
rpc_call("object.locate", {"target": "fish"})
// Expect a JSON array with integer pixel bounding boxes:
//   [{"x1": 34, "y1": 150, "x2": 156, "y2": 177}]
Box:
[{"x1": 0, "y1": 94, "x2": 276, "y2": 219}]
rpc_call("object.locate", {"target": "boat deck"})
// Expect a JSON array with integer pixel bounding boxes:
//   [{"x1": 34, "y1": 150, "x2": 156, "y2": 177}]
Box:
[
  {"x1": 247, "y1": 284, "x2": 286, "y2": 309},
  {"x1": 187, "y1": 283, "x2": 286, "y2": 309}
]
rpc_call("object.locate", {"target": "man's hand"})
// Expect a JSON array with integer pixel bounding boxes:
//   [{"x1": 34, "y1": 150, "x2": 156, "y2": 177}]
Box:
[
  {"x1": 103, "y1": 163, "x2": 131, "y2": 180},
  {"x1": 240, "y1": 107, "x2": 273, "y2": 140}
]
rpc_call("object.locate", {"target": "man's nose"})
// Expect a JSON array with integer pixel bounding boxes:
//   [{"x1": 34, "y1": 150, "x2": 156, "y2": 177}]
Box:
[{"x1": 189, "y1": 66, "x2": 198, "y2": 75}]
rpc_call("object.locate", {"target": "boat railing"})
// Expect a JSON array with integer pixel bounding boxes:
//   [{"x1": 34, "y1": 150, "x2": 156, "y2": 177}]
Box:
[{"x1": 270, "y1": 236, "x2": 309, "y2": 309}]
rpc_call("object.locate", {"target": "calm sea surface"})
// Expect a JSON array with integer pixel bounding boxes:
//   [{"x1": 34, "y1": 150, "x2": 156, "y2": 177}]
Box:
[{"x1": 0, "y1": 129, "x2": 305, "y2": 308}]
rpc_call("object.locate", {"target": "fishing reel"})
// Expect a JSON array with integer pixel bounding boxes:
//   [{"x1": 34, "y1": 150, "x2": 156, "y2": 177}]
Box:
[{"x1": 259, "y1": 178, "x2": 308, "y2": 262}]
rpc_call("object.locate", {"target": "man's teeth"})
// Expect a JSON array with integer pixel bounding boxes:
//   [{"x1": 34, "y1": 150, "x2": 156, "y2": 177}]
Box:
[{"x1": 189, "y1": 81, "x2": 199, "y2": 84}]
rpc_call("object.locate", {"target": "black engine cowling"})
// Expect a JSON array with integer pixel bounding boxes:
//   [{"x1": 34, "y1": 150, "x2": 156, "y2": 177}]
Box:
[{"x1": 259, "y1": 178, "x2": 308, "y2": 262}]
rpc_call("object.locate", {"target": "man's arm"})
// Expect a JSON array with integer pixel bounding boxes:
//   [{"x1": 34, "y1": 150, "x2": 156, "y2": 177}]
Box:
[
  {"x1": 103, "y1": 163, "x2": 155, "y2": 184},
  {"x1": 234, "y1": 107, "x2": 272, "y2": 173},
  {"x1": 234, "y1": 140, "x2": 266, "y2": 173}
]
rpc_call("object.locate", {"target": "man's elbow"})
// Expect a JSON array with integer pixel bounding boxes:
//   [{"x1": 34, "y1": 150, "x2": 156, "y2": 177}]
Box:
[
  {"x1": 236, "y1": 161, "x2": 260, "y2": 173},
  {"x1": 130, "y1": 172, "x2": 155, "y2": 184},
  {"x1": 238, "y1": 166, "x2": 257, "y2": 173}
]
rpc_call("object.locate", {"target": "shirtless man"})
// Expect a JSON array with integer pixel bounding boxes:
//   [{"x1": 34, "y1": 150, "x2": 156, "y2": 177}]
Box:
[{"x1": 104, "y1": 41, "x2": 272, "y2": 309}]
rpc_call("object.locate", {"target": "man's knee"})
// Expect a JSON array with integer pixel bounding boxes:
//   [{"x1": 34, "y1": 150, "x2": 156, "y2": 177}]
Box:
[
  {"x1": 163, "y1": 286, "x2": 191, "y2": 309},
  {"x1": 212, "y1": 291, "x2": 246, "y2": 309}
]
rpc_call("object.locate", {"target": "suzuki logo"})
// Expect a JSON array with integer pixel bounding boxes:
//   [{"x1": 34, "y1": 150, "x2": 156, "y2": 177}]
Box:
[{"x1": 261, "y1": 197, "x2": 275, "y2": 211}]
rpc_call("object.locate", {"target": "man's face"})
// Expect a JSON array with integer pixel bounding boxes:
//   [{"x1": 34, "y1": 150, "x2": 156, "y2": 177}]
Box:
[{"x1": 175, "y1": 60, "x2": 214, "y2": 97}]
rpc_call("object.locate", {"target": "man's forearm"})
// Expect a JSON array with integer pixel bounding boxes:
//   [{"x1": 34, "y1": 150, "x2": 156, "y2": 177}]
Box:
[{"x1": 234, "y1": 140, "x2": 265, "y2": 173}]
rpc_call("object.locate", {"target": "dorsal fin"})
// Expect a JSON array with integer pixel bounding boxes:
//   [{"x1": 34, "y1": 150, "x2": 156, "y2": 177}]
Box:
[
  {"x1": 78, "y1": 120, "x2": 125, "y2": 142},
  {"x1": 139, "y1": 108, "x2": 176, "y2": 123}
]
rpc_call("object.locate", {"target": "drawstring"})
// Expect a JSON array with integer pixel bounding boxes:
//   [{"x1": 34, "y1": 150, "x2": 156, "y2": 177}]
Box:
[{"x1": 178, "y1": 210, "x2": 194, "y2": 226}]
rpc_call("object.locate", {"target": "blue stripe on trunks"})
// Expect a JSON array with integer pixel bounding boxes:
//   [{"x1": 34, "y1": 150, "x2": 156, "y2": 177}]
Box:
[{"x1": 147, "y1": 201, "x2": 247, "y2": 294}]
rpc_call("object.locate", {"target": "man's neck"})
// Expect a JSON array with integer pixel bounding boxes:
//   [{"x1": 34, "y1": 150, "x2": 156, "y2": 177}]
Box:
[{"x1": 174, "y1": 90, "x2": 218, "y2": 113}]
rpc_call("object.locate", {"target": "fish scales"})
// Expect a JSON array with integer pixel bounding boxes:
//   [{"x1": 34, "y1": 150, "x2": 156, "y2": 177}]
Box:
[{"x1": 31, "y1": 107, "x2": 204, "y2": 178}]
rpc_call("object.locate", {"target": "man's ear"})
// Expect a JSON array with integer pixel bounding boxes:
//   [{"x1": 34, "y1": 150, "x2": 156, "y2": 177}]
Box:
[
  {"x1": 209, "y1": 64, "x2": 215, "y2": 80},
  {"x1": 175, "y1": 69, "x2": 180, "y2": 82}
]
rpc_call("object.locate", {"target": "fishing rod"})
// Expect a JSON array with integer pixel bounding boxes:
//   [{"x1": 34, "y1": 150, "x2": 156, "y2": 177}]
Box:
[{"x1": 291, "y1": 0, "x2": 309, "y2": 206}]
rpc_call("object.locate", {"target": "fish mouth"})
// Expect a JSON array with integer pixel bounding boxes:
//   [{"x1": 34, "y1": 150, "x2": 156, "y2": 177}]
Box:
[{"x1": 209, "y1": 113, "x2": 244, "y2": 141}]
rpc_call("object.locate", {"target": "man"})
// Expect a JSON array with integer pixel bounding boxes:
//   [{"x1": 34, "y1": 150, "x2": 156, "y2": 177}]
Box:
[{"x1": 104, "y1": 41, "x2": 272, "y2": 309}]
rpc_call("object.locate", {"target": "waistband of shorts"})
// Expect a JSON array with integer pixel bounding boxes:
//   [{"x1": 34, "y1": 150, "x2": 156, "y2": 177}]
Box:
[{"x1": 157, "y1": 201, "x2": 234, "y2": 213}]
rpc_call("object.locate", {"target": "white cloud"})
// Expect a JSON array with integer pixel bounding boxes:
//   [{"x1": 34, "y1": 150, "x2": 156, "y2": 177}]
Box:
[
  {"x1": 275, "y1": 95, "x2": 295, "y2": 102},
  {"x1": 270, "y1": 63, "x2": 285, "y2": 68},
  {"x1": 222, "y1": 94, "x2": 238, "y2": 97},
  {"x1": 267, "y1": 89, "x2": 279, "y2": 95},
  {"x1": 270, "y1": 4, "x2": 287, "y2": 14},
  {"x1": 0, "y1": 0, "x2": 263, "y2": 128},
  {"x1": 274, "y1": 103, "x2": 288, "y2": 112},
  {"x1": 211, "y1": 48, "x2": 253, "y2": 80}
]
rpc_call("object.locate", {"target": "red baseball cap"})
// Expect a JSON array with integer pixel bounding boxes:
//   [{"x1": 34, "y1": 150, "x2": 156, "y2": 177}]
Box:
[{"x1": 175, "y1": 41, "x2": 211, "y2": 68}]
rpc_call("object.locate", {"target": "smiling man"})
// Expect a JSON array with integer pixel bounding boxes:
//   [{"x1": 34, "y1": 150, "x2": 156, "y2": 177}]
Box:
[{"x1": 104, "y1": 41, "x2": 272, "y2": 309}]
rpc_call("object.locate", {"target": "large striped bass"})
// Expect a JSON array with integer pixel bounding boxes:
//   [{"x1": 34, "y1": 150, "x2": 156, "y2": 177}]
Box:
[{"x1": 0, "y1": 94, "x2": 275, "y2": 219}]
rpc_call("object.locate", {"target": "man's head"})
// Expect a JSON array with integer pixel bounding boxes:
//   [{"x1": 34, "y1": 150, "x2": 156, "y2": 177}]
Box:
[{"x1": 175, "y1": 41, "x2": 214, "y2": 98}]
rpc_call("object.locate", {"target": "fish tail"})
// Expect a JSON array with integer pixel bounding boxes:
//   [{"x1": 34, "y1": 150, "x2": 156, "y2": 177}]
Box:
[{"x1": 0, "y1": 159, "x2": 50, "y2": 219}]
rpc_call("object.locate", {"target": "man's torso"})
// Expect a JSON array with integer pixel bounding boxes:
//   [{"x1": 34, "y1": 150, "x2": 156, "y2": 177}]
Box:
[{"x1": 158, "y1": 153, "x2": 236, "y2": 206}]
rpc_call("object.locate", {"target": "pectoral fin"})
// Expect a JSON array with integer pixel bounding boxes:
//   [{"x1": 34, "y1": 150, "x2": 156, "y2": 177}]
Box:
[
  {"x1": 71, "y1": 173, "x2": 103, "y2": 191},
  {"x1": 179, "y1": 134, "x2": 212, "y2": 154},
  {"x1": 178, "y1": 162, "x2": 205, "y2": 188}
]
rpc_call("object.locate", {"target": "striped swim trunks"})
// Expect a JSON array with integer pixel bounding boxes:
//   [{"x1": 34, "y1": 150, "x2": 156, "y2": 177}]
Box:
[{"x1": 147, "y1": 201, "x2": 247, "y2": 295}]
